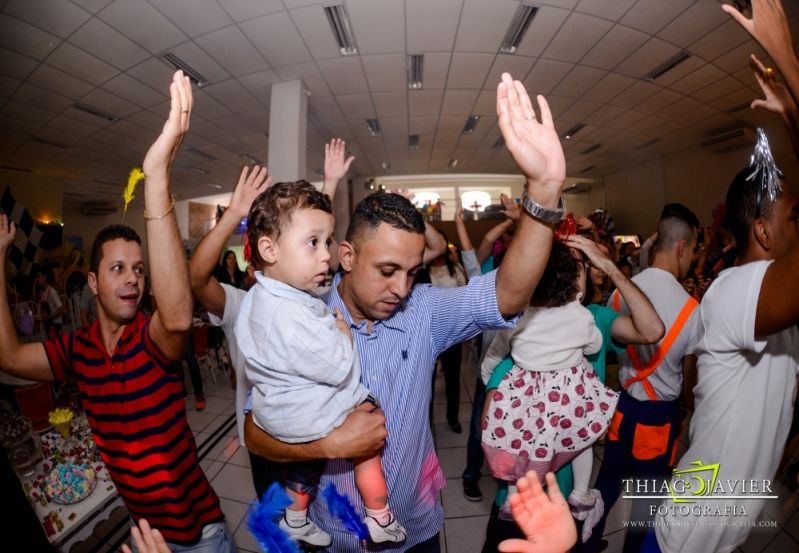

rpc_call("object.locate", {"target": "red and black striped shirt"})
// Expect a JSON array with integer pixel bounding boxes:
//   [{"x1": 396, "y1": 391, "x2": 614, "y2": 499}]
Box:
[{"x1": 43, "y1": 312, "x2": 224, "y2": 545}]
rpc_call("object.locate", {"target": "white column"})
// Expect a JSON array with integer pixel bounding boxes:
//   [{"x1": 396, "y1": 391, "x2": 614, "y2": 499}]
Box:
[{"x1": 268, "y1": 80, "x2": 307, "y2": 182}]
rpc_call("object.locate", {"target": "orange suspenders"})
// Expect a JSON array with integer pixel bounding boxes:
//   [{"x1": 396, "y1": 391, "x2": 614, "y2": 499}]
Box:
[{"x1": 611, "y1": 291, "x2": 698, "y2": 401}]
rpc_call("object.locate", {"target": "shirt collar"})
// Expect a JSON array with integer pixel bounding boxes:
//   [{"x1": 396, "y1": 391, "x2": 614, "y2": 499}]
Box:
[
  {"x1": 325, "y1": 272, "x2": 408, "y2": 335},
  {"x1": 84, "y1": 310, "x2": 146, "y2": 356},
  {"x1": 255, "y1": 272, "x2": 320, "y2": 303}
]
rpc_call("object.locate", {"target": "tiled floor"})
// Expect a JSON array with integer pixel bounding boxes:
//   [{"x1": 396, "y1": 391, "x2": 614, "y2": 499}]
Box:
[{"x1": 116, "y1": 346, "x2": 799, "y2": 553}]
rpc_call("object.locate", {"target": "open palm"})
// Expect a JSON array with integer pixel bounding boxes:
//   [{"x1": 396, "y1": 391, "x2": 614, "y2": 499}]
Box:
[
  {"x1": 499, "y1": 472, "x2": 577, "y2": 553},
  {"x1": 142, "y1": 70, "x2": 192, "y2": 178},
  {"x1": 497, "y1": 73, "x2": 565, "y2": 195}
]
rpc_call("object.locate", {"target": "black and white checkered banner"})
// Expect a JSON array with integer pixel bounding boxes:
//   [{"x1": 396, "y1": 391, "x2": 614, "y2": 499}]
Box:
[{"x1": 0, "y1": 186, "x2": 42, "y2": 275}]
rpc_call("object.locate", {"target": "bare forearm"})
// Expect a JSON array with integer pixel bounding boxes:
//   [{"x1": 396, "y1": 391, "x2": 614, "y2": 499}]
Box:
[
  {"x1": 608, "y1": 265, "x2": 664, "y2": 343},
  {"x1": 190, "y1": 209, "x2": 242, "y2": 290},
  {"x1": 422, "y1": 224, "x2": 447, "y2": 265},
  {"x1": 322, "y1": 178, "x2": 339, "y2": 201},
  {"x1": 145, "y1": 175, "x2": 192, "y2": 332},
  {"x1": 478, "y1": 220, "x2": 513, "y2": 264},
  {"x1": 244, "y1": 413, "x2": 328, "y2": 462},
  {"x1": 0, "y1": 260, "x2": 22, "y2": 365},
  {"x1": 454, "y1": 218, "x2": 473, "y2": 251},
  {"x1": 495, "y1": 214, "x2": 553, "y2": 316}
]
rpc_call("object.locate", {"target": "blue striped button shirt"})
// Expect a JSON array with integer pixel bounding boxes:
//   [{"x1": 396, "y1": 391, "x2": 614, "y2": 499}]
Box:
[{"x1": 246, "y1": 269, "x2": 516, "y2": 551}]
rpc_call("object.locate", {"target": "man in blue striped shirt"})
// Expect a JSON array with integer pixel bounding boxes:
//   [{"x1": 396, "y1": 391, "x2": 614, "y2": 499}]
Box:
[{"x1": 199, "y1": 72, "x2": 568, "y2": 552}]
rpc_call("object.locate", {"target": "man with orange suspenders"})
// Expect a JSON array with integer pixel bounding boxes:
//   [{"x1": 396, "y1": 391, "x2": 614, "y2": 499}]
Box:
[{"x1": 579, "y1": 204, "x2": 701, "y2": 553}]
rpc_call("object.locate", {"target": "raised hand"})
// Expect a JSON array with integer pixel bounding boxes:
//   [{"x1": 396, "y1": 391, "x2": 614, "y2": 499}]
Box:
[
  {"x1": 566, "y1": 234, "x2": 615, "y2": 274},
  {"x1": 229, "y1": 165, "x2": 272, "y2": 218},
  {"x1": 0, "y1": 214, "x2": 16, "y2": 253},
  {"x1": 750, "y1": 53, "x2": 797, "y2": 116},
  {"x1": 500, "y1": 194, "x2": 521, "y2": 221},
  {"x1": 142, "y1": 70, "x2": 192, "y2": 179},
  {"x1": 723, "y1": 0, "x2": 795, "y2": 64},
  {"x1": 575, "y1": 216, "x2": 594, "y2": 231},
  {"x1": 497, "y1": 73, "x2": 565, "y2": 205},
  {"x1": 498, "y1": 472, "x2": 577, "y2": 553},
  {"x1": 388, "y1": 188, "x2": 416, "y2": 203},
  {"x1": 121, "y1": 519, "x2": 171, "y2": 553},
  {"x1": 323, "y1": 138, "x2": 355, "y2": 197}
]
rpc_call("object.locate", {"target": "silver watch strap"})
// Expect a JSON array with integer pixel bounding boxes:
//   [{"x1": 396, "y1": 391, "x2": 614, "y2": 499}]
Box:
[{"x1": 521, "y1": 191, "x2": 565, "y2": 224}]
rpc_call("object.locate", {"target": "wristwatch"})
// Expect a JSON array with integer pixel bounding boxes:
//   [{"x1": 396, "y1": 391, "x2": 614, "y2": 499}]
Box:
[{"x1": 521, "y1": 190, "x2": 565, "y2": 224}]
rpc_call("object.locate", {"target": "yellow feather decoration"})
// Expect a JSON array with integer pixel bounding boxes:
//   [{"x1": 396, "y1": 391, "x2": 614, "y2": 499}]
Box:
[{"x1": 123, "y1": 168, "x2": 145, "y2": 213}]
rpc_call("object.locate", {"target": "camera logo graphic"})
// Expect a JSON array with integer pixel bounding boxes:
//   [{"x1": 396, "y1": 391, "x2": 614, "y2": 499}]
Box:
[{"x1": 668, "y1": 460, "x2": 720, "y2": 504}]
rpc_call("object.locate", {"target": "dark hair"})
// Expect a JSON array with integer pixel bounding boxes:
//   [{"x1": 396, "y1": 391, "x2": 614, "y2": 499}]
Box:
[
  {"x1": 90, "y1": 225, "x2": 142, "y2": 273},
  {"x1": 247, "y1": 181, "x2": 332, "y2": 268},
  {"x1": 657, "y1": 203, "x2": 699, "y2": 251},
  {"x1": 216, "y1": 250, "x2": 245, "y2": 288},
  {"x1": 531, "y1": 241, "x2": 582, "y2": 308},
  {"x1": 723, "y1": 167, "x2": 781, "y2": 251},
  {"x1": 345, "y1": 192, "x2": 425, "y2": 246}
]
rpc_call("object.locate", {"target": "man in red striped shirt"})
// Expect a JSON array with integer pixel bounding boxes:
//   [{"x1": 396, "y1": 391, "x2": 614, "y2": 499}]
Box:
[{"x1": 0, "y1": 71, "x2": 231, "y2": 551}]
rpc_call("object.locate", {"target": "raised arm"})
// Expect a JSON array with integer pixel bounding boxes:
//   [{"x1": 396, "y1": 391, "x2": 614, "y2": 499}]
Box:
[
  {"x1": 455, "y1": 205, "x2": 482, "y2": 278},
  {"x1": 0, "y1": 215, "x2": 52, "y2": 381},
  {"x1": 321, "y1": 138, "x2": 355, "y2": 201},
  {"x1": 566, "y1": 235, "x2": 664, "y2": 344},
  {"x1": 749, "y1": 53, "x2": 799, "y2": 155},
  {"x1": 244, "y1": 409, "x2": 387, "y2": 462},
  {"x1": 389, "y1": 189, "x2": 447, "y2": 264},
  {"x1": 495, "y1": 73, "x2": 566, "y2": 316},
  {"x1": 189, "y1": 165, "x2": 270, "y2": 318},
  {"x1": 142, "y1": 70, "x2": 194, "y2": 361},
  {"x1": 477, "y1": 219, "x2": 514, "y2": 265},
  {"x1": 724, "y1": 0, "x2": 799, "y2": 102}
]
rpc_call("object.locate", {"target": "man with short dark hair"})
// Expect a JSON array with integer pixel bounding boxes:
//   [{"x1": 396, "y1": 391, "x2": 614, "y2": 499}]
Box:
[
  {"x1": 235, "y1": 73, "x2": 569, "y2": 553},
  {"x1": 0, "y1": 71, "x2": 232, "y2": 551},
  {"x1": 580, "y1": 203, "x2": 702, "y2": 553}
]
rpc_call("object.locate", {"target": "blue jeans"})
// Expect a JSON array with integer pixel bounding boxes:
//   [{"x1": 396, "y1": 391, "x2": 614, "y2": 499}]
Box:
[
  {"x1": 133, "y1": 522, "x2": 237, "y2": 553},
  {"x1": 462, "y1": 376, "x2": 486, "y2": 483}
]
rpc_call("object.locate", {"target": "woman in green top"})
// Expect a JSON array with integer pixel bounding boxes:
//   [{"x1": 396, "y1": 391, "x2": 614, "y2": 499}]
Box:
[{"x1": 481, "y1": 235, "x2": 663, "y2": 552}]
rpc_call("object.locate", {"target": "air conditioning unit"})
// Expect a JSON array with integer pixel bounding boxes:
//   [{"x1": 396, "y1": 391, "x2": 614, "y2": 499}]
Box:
[
  {"x1": 81, "y1": 201, "x2": 118, "y2": 216},
  {"x1": 564, "y1": 182, "x2": 592, "y2": 194},
  {"x1": 701, "y1": 127, "x2": 755, "y2": 153}
]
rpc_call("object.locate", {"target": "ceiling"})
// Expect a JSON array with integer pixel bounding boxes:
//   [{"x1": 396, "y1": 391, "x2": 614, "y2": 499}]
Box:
[{"x1": 1, "y1": 0, "x2": 799, "y2": 205}]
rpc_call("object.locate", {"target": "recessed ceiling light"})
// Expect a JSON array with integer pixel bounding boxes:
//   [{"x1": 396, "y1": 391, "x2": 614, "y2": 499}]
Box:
[
  {"x1": 408, "y1": 54, "x2": 424, "y2": 89},
  {"x1": 161, "y1": 53, "x2": 208, "y2": 87},
  {"x1": 580, "y1": 144, "x2": 601, "y2": 155},
  {"x1": 73, "y1": 102, "x2": 118, "y2": 123},
  {"x1": 644, "y1": 52, "x2": 691, "y2": 82},
  {"x1": 241, "y1": 154, "x2": 264, "y2": 165},
  {"x1": 207, "y1": 183, "x2": 223, "y2": 190},
  {"x1": 381, "y1": 161, "x2": 391, "y2": 170},
  {"x1": 463, "y1": 115, "x2": 480, "y2": 135},
  {"x1": 324, "y1": 4, "x2": 358, "y2": 56},
  {"x1": 493, "y1": 136, "x2": 506, "y2": 149},
  {"x1": 562, "y1": 123, "x2": 585, "y2": 140},
  {"x1": 366, "y1": 119, "x2": 382, "y2": 137},
  {"x1": 448, "y1": 159, "x2": 458, "y2": 168},
  {"x1": 499, "y1": 2, "x2": 539, "y2": 54},
  {"x1": 408, "y1": 135, "x2": 420, "y2": 151}
]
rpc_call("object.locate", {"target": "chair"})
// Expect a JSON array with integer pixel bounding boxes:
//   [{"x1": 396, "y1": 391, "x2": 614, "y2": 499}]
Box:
[{"x1": 15, "y1": 383, "x2": 54, "y2": 432}]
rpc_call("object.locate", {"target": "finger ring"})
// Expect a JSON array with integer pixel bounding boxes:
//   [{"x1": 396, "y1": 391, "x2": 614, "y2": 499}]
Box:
[
  {"x1": 765, "y1": 67, "x2": 775, "y2": 77},
  {"x1": 526, "y1": 115, "x2": 534, "y2": 121}
]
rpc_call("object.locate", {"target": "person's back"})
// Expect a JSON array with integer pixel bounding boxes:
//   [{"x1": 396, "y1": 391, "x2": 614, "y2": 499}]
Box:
[{"x1": 614, "y1": 267, "x2": 700, "y2": 401}]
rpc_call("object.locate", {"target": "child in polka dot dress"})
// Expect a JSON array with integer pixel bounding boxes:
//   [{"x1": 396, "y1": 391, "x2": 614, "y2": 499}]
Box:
[{"x1": 480, "y1": 241, "x2": 618, "y2": 535}]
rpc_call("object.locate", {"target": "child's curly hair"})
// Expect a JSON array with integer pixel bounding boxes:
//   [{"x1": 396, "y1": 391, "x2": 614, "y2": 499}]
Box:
[
  {"x1": 530, "y1": 240, "x2": 582, "y2": 308},
  {"x1": 246, "y1": 181, "x2": 332, "y2": 268}
]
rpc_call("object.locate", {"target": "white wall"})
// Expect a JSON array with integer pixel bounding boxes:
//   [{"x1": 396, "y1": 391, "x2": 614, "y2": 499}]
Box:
[
  {"x1": 62, "y1": 202, "x2": 148, "y2": 259},
  {"x1": 603, "y1": 119, "x2": 799, "y2": 236}
]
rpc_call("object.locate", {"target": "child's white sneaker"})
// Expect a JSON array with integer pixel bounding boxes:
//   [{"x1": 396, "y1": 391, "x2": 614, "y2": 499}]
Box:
[
  {"x1": 279, "y1": 515, "x2": 332, "y2": 548},
  {"x1": 364, "y1": 512, "x2": 406, "y2": 543},
  {"x1": 568, "y1": 488, "x2": 604, "y2": 543}
]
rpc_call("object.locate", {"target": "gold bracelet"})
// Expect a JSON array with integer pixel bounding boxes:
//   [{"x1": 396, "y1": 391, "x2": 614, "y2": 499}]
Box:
[{"x1": 143, "y1": 198, "x2": 175, "y2": 221}]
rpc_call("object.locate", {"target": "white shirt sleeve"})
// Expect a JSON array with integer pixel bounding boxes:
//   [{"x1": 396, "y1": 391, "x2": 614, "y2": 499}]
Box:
[
  {"x1": 207, "y1": 283, "x2": 245, "y2": 333},
  {"x1": 461, "y1": 249, "x2": 482, "y2": 279},
  {"x1": 705, "y1": 261, "x2": 772, "y2": 354}
]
